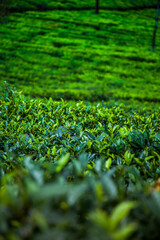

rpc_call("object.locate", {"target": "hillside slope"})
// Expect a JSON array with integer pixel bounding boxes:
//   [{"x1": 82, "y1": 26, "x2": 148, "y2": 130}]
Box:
[{"x1": 0, "y1": 7, "x2": 159, "y2": 102}]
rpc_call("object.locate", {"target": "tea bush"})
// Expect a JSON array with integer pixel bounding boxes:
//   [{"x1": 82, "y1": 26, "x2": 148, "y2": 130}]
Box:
[
  {"x1": 0, "y1": 87, "x2": 160, "y2": 239},
  {"x1": 3, "y1": 0, "x2": 158, "y2": 13}
]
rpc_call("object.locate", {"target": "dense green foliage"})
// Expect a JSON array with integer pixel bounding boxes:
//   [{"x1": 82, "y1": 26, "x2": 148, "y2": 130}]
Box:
[
  {"x1": 0, "y1": 1, "x2": 160, "y2": 238},
  {"x1": 0, "y1": 0, "x2": 158, "y2": 13},
  {"x1": 0, "y1": 8, "x2": 160, "y2": 102},
  {"x1": 0, "y1": 86, "x2": 160, "y2": 239}
]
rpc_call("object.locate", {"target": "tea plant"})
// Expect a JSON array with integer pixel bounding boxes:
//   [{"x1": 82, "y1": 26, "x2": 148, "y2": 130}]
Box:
[{"x1": 0, "y1": 87, "x2": 160, "y2": 239}]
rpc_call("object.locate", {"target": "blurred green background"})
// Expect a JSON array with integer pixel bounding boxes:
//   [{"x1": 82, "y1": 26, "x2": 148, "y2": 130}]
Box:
[{"x1": 0, "y1": 0, "x2": 160, "y2": 103}]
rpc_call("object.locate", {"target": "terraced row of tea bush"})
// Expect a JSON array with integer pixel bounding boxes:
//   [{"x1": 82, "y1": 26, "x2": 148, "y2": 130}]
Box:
[
  {"x1": 0, "y1": 0, "x2": 158, "y2": 14},
  {"x1": 0, "y1": 87, "x2": 160, "y2": 239},
  {"x1": 0, "y1": 8, "x2": 160, "y2": 102}
]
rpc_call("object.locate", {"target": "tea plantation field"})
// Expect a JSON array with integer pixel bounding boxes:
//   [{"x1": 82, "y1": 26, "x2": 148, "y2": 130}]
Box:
[
  {"x1": 0, "y1": 0, "x2": 160, "y2": 239},
  {"x1": 0, "y1": 1, "x2": 160, "y2": 102}
]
